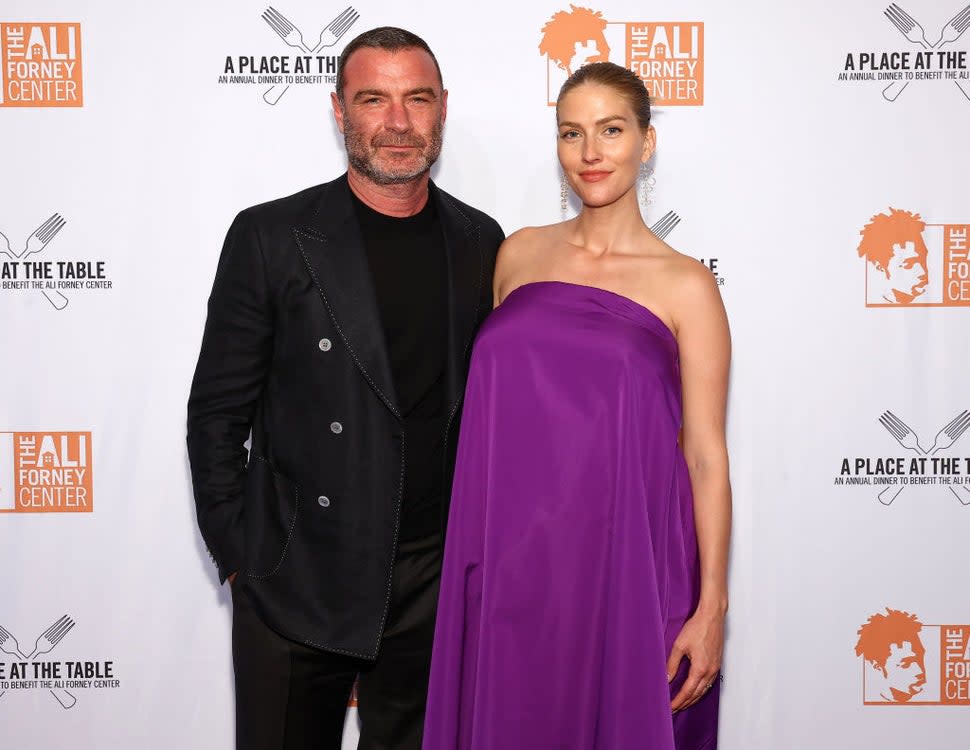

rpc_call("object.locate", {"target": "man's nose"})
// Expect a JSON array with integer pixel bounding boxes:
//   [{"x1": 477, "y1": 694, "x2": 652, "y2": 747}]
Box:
[{"x1": 384, "y1": 100, "x2": 411, "y2": 133}]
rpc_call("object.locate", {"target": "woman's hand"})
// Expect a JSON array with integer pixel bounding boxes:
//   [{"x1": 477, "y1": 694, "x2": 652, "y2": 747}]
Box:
[{"x1": 667, "y1": 608, "x2": 724, "y2": 712}]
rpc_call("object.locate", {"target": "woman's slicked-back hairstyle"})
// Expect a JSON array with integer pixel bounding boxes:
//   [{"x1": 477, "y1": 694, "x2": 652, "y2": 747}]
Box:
[{"x1": 556, "y1": 62, "x2": 651, "y2": 130}]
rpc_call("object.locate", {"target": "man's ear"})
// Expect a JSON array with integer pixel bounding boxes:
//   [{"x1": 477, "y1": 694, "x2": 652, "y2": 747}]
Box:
[
  {"x1": 440, "y1": 88, "x2": 448, "y2": 124},
  {"x1": 331, "y1": 91, "x2": 346, "y2": 134}
]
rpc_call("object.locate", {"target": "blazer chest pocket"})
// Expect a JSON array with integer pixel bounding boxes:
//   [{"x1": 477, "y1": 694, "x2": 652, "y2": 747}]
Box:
[{"x1": 243, "y1": 456, "x2": 300, "y2": 580}]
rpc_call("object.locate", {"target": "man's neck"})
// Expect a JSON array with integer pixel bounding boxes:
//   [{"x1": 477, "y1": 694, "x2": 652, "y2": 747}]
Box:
[{"x1": 347, "y1": 168, "x2": 431, "y2": 218}]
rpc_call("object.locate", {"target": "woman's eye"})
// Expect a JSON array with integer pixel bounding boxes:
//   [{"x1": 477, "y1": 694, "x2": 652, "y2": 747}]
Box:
[
  {"x1": 605, "y1": 126, "x2": 622, "y2": 135},
  {"x1": 560, "y1": 130, "x2": 579, "y2": 139}
]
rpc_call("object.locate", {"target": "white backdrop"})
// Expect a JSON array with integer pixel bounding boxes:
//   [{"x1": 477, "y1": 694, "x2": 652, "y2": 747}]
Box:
[{"x1": 2, "y1": 0, "x2": 969, "y2": 747}]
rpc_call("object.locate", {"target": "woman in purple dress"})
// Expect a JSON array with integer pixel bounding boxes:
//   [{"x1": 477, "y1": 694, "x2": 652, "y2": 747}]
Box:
[{"x1": 423, "y1": 62, "x2": 731, "y2": 750}]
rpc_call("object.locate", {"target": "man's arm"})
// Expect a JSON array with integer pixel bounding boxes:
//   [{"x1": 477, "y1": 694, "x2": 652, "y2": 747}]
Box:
[{"x1": 187, "y1": 211, "x2": 275, "y2": 583}]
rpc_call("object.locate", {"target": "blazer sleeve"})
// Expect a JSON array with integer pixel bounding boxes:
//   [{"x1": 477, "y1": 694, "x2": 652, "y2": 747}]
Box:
[
  {"x1": 186, "y1": 210, "x2": 274, "y2": 583},
  {"x1": 481, "y1": 217, "x2": 505, "y2": 315}
]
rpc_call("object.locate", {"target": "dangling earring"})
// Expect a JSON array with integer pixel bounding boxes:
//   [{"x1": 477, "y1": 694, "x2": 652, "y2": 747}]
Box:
[
  {"x1": 638, "y1": 163, "x2": 655, "y2": 207},
  {"x1": 560, "y1": 173, "x2": 569, "y2": 214}
]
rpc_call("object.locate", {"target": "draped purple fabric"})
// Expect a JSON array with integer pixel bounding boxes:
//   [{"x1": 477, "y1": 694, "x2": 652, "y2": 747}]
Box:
[{"x1": 423, "y1": 281, "x2": 719, "y2": 750}]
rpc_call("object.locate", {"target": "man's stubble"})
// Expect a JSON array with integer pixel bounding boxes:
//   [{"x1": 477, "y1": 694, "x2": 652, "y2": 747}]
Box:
[{"x1": 343, "y1": 110, "x2": 444, "y2": 186}]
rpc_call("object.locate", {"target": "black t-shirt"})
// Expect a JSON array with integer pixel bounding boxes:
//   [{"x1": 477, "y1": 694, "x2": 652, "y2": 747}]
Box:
[{"x1": 352, "y1": 191, "x2": 448, "y2": 542}]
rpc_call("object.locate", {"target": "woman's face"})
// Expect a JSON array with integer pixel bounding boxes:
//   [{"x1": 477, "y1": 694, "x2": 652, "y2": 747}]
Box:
[{"x1": 556, "y1": 83, "x2": 655, "y2": 209}]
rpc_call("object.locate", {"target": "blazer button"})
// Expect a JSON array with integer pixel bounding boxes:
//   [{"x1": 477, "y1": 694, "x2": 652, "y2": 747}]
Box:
[
  {"x1": 318, "y1": 338, "x2": 332, "y2": 352},
  {"x1": 318, "y1": 495, "x2": 330, "y2": 508},
  {"x1": 330, "y1": 421, "x2": 343, "y2": 434}
]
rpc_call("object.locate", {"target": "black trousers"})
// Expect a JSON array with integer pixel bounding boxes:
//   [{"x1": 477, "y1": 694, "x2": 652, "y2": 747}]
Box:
[{"x1": 231, "y1": 533, "x2": 441, "y2": 750}]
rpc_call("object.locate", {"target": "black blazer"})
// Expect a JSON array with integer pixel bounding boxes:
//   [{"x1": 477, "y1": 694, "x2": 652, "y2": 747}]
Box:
[{"x1": 187, "y1": 174, "x2": 503, "y2": 658}]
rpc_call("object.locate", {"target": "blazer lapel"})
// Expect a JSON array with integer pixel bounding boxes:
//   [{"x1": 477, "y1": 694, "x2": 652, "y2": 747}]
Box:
[
  {"x1": 432, "y1": 183, "x2": 484, "y2": 413},
  {"x1": 293, "y1": 175, "x2": 400, "y2": 419}
]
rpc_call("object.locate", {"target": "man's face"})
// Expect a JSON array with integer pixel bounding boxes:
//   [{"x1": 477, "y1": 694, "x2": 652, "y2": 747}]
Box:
[
  {"x1": 332, "y1": 47, "x2": 446, "y2": 186},
  {"x1": 885, "y1": 239, "x2": 928, "y2": 302},
  {"x1": 883, "y1": 640, "x2": 926, "y2": 702}
]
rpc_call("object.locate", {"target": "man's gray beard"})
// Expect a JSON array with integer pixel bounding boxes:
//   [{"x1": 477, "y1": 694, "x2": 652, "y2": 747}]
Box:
[{"x1": 344, "y1": 119, "x2": 443, "y2": 185}]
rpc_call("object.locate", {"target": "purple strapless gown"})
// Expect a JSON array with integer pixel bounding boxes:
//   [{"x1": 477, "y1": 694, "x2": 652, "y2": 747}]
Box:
[{"x1": 423, "y1": 281, "x2": 719, "y2": 750}]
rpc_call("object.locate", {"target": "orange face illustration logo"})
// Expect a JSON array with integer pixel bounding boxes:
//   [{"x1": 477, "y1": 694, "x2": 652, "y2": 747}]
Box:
[
  {"x1": 859, "y1": 208, "x2": 929, "y2": 304},
  {"x1": 538, "y1": 6, "x2": 704, "y2": 107},
  {"x1": 539, "y1": 6, "x2": 612, "y2": 75},
  {"x1": 857, "y1": 207, "x2": 970, "y2": 306},
  {"x1": 856, "y1": 607, "x2": 970, "y2": 705},
  {"x1": 856, "y1": 608, "x2": 928, "y2": 702}
]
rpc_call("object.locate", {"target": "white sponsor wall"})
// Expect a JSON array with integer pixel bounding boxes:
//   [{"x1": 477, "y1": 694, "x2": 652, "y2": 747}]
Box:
[{"x1": 1, "y1": 0, "x2": 969, "y2": 747}]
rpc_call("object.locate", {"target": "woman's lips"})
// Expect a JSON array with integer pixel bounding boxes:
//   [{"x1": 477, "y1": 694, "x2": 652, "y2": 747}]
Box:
[{"x1": 578, "y1": 170, "x2": 611, "y2": 183}]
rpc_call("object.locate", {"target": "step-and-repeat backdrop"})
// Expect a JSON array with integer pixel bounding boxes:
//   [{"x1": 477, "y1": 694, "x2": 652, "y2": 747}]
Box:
[{"x1": 2, "y1": 0, "x2": 968, "y2": 747}]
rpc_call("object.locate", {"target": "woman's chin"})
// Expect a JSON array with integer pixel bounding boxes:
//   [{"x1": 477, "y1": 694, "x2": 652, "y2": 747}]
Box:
[{"x1": 578, "y1": 191, "x2": 633, "y2": 210}]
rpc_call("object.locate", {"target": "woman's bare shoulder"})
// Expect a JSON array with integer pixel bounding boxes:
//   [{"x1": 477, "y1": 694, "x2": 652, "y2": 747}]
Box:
[
  {"x1": 665, "y1": 250, "x2": 717, "y2": 296},
  {"x1": 654, "y1": 249, "x2": 725, "y2": 338},
  {"x1": 502, "y1": 222, "x2": 565, "y2": 250},
  {"x1": 494, "y1": 223, "x2": 567, "y2": 303}
]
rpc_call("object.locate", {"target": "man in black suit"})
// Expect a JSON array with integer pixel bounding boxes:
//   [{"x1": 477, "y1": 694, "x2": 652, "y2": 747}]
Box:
[{"x1": 187, "y1": 27, "x2": 503, "y2": 750}]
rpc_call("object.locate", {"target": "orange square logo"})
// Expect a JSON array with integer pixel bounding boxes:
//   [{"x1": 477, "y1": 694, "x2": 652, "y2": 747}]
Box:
[
  {"x1": 943, "y1": 225, "x2": 970, "y2": 304},
  {"x1": 0, "y1": 432, "x2": 93, "y2": 512},
  {"x1": 0, "y1": 23, "x2": 83, "y2": 107},
  {"x1": 540, "y1": 8, "x2": 704, "y2": 107},
  {"x1": 625, "y1": 23, "x2": 703, "y2": 106},
  {"x1": 941, "y1": 625, "x2": 970, "y2": 704}
]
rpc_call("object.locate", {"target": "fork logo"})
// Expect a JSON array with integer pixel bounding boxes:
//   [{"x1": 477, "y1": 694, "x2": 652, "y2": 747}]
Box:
[
  {"x1": 0, "y1": 615, "x2": 78, "y2": 709},
  {"x1": 539, "y1": 7, "x2": 704, "y2": 107},
  {"x1": 857, "y1": 207, "x2": 970, "y2": 307},
  {"x1": 650, "y1": 211, "x2": 681, "y2": 242},
  {"x1": 646, "y1": 211, "x2": 724, "y2": 285},
  {"x1": 217, "y1": 6, "x2": 360, "y2": 106},
  {"x1": 0, "y1": 614, "x2": 119, "y2": 710},
  {"x1": 837, "y1": 4, "x2": 970, "y2": 103},
  {"x1": 835, "y1": 410, "x2": 970, "y2": 506},
  {"x1": 0, "y1": 213, "x2": 113, "y2": 310}
]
